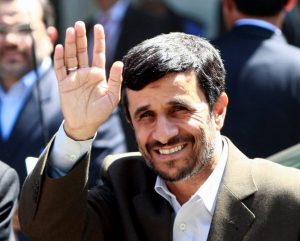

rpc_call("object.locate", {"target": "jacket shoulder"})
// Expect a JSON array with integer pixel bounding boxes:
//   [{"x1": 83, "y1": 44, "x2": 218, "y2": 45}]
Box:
[{"x1": 102, "y1": 152, "x2": 143, "y2": 171}]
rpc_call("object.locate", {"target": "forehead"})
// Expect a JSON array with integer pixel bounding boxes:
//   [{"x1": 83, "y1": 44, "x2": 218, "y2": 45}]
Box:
[
  {"x1": 0, "y1": 0, "x2": 43, "y2": 25},
  {"x1": 127, "y1": 70, "x2": 207, "y2": 111}
]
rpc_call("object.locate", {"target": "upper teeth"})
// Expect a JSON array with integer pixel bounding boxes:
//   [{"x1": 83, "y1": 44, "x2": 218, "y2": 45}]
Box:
[{"x1": 159, "y1": 145, "x2": 183, "y2": 155}]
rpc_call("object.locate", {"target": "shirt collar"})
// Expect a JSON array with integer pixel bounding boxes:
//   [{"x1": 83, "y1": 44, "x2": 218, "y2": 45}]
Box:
[
  {"x1": 235, "y1": 18, "x2": 281, "y2": 35},
  {"x1": 195, "y1": 137, "x2": 228, "y2": 214},
  {"x1": 154, "y1": 136, "x2": 228, "y2": 215}
]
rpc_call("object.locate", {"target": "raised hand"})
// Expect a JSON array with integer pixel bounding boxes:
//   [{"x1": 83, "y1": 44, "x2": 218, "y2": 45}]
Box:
[{"x1": 54, "y1": 21, "x2": 123, "y2": 140}]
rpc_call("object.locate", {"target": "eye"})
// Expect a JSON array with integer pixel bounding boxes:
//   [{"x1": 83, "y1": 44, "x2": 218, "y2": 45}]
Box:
[
  {"x1": 172, "y1": 105, "x2": 189, "y2": 113},
  {"x1": 16, "y1": 25, "x2": 33, "y2": 34},
  {"x1": 139, "y1": 111, "x2": 153, "y2": 120}
]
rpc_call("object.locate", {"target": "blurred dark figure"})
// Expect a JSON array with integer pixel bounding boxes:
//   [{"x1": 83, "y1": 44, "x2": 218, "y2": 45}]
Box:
[
  {"x1": 0, "y1": 161, "x2": 19, "y2": 241},
  {"x1": 212, "y1": 0, "x2": 300, "y2": 158},
  {"x1": 137, "y1": 0, "x2": 205, "y2": 36},
  {"x1": 282, "y1": 0, "x2": 300, "y2": 47},
  {"x1": 0, "y1": 0, "x2": 126, "y2": 239},
  {"x1": 86, "y1": 0, "x2": 167, "y2": 151}
]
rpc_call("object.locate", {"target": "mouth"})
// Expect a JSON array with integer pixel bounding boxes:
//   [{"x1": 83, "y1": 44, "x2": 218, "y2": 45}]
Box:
[
  {"x1": 154, "y1": 144, "x2": 186, "y2": 155},
  {"x1": 2, "y1": 51, "x2": 23, "y2": 61}
]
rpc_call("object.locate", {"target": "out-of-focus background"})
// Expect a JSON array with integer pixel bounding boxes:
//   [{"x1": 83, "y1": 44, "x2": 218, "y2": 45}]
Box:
[{"x1": 51, "y1": 0, "x2": 221, "y2": 40}]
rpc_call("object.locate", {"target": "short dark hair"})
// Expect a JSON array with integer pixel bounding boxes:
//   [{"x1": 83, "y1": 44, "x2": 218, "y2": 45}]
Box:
[
  {"x1": 39, "y1": 0, "x2": 56, "y2": 27},
  {"x1": 233, "y1": 0, "x2": 288, "y2": 16},
  {"x1": 121, "y1": 32, "x2": 226, "y2": 123}
]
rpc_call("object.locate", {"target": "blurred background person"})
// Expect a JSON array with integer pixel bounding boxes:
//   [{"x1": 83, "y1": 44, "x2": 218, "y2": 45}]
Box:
[
  {"x1": 282, "y1": 0, "x2": 300, "y2": 47},
  {"x1": 0, "y1": 0, "x2": 126, "y2": 239},
  {"x1": 0, "y1": 161, "x2": 19, "y2": 241},
  {"x1": 212, "y1": 0, "x2": 300, "y2": 158},
  {"x1": 216, "y1": 0, "x2": 300, "y2": 48},
  {"x1": 86, "y1": 0, "x2": 165, "y2": 72},
  {"x1": 137, "y1": 0, "x2": 205, "y2": 36}
]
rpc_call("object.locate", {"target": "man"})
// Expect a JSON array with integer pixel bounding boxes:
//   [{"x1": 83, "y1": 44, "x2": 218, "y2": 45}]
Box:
[
  {"x1": 19, "y1": 22, "x2": 300, "y2": 241},
  {"x1": 212, "y1": 0, "x2": 300, "y2": 158},
  {"x1": 0, "y1": 0, "x2": 126, "y2": 188},
  {"x1": 0, "y1": 161, "x2": 19, "y2": 241},
  {"x1": 0, "y1": 0, "x2": 126, "y2": 239},
  {"x1": 86, "y1": 0, "x2": 168, "y2": 151}
]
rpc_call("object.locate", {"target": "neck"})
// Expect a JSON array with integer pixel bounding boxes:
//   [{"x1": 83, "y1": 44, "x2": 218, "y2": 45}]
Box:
[
  {"x1": 166, "y1": 165, "x2": 214, "y2": 205},
  {"x1": 0, "y1": 78, "x2": 19, "y2": 92},
  {"x1": 99, "y1": 0, "x2": 119, "y2": 12}
]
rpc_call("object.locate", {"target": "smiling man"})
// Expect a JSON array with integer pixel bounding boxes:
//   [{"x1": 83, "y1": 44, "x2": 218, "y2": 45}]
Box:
[{"x1": 19, "y1": 21, "x2": 300, "y2": 241}]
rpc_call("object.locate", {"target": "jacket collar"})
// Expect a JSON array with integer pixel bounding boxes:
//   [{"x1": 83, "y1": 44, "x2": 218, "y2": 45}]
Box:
[{"x1": 207, "y1": 137, "x2": 257, "y2": 241}]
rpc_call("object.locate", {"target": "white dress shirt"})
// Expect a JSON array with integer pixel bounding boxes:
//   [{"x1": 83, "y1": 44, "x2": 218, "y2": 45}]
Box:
[{"x1": 155, "y1": 138, "x2": 228, "y2": 241}]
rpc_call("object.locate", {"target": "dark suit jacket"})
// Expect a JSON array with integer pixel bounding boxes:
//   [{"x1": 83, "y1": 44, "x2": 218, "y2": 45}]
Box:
[
  {"x1": 0, "y1": 66, "x2": 126, "y2": 188},
  {"x1": 19, "y1": 137, "x2": 300, "y2": 241},
  {"x1": 0, "y1": 161, "x2": 19, "y2": 241},
  {"x1": 87, "y1": 3, "x2": 167, "y2": 70},
  {"x1": 212, "y1": 25, "x2": 300, "y2": 158},
  {"x1": 86, "y1": 4, "x2": 167, "y2": 152}
]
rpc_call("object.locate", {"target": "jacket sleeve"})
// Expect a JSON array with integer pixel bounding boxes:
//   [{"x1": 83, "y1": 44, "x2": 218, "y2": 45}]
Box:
[{"x1": 18, "y1": 139, "x2": 116, "y2": 241}]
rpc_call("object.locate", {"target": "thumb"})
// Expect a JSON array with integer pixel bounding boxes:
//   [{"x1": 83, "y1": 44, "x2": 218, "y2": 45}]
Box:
[{"x1": 107, "y1": 61, "x2": 123, "y2": 105}]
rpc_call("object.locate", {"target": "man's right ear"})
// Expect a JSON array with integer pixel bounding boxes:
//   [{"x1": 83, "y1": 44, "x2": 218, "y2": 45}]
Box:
[
  {"x1": 284, "y1": 0, "x2": 297, "y2": 11},
  {"x1": 47, "y1": 26, "x2": 58, "y2": 45}
]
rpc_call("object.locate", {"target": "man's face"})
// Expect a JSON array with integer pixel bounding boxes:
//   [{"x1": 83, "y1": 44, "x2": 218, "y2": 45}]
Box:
[
  {"x1": 0, "y1": 0, "x2": 53, "y2": 85},
  {"x1": 127, "y1": 71, "x2": 223, "y2": 182}
]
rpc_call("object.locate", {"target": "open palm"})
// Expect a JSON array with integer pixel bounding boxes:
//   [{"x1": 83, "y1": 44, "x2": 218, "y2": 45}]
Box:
[{"x1": 54, "y1": 21, "x2": 123, "y2": 140}]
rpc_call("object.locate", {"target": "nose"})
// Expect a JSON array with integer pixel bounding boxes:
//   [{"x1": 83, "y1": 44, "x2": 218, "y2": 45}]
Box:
[
  {"x1": 2, "y1": 32, "x2": 20, "y2": 44},
  {"x1": 152, "y1": 116, "x2": 179, "y2": 144}
]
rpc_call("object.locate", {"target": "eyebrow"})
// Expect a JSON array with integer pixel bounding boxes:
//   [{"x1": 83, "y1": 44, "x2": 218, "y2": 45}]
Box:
[
  {"x1": 168, "y1": 99, "x2": 190, "y2": 106},
  {"x1": 133, "y1": 105, "x2": 151, "y2": 120},
  {"x1": 133, "y1": 99, "x2": 192, "y2": 119}
]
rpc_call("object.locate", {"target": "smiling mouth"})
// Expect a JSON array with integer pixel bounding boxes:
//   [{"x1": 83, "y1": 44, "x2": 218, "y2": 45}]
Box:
[{"x1": 157, "y1": 144, "x2": 185, "y2": 155}]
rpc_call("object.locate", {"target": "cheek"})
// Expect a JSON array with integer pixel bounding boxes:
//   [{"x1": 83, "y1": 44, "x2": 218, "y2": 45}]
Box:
[
  {"x1": 185, "y1": 113, "x2": 208, "y2": 130},
  {"x1": 133, "y1": 124, "x2": 150, "y2": 145},
  {"x1": 14, "y1": 38, "x2": 33, "y2": 54}
]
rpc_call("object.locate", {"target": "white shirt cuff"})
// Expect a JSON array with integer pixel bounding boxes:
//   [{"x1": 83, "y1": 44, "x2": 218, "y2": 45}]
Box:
[{"x1": 49, "y1": 122, "x2": 96, "y2": 174}]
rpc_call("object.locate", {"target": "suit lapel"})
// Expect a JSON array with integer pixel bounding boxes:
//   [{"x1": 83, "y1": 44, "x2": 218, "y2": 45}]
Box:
[
  {"x1": 207, "y1": 138, "x2": 257, "y2": 241},
  {"x1": 8, "y1": 69, "x2": 54, "y2": 148},
  {"x1": 133, "y1": 191, "x2": 175, "y2": 241}
]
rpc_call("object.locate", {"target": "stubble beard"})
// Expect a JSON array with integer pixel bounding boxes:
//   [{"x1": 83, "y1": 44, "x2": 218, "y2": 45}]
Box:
[{"x1": 138, "y1": 127, "x2": 215, "y2": 183}]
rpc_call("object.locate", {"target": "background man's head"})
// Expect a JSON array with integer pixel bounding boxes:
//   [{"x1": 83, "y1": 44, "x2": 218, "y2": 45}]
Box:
[
  {"x1": 222, "y1": 0, "x2": 296, "y2": 29},
  {"x1": 0, "y1": 0, "x2": 57, "y2": 90}
]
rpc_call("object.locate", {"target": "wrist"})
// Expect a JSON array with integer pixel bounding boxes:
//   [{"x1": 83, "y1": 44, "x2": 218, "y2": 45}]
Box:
[{"x1": 63, "y1": 122, "x2": 97, "y2": 141}]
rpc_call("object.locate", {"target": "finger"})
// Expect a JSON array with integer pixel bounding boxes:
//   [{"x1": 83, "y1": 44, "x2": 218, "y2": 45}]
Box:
[
  {"x1": 107, "y1": 61, "x2": 123, "y2": 104},
  {"x1": 74, "y1": 21, "x2": 89, "y2": 68},
  {"x1": 92, "y1": 24, "x2": 106, "y2": 69},
  {"x1": 64, "y1": 27, "x2": 78, "y2": 69},
  {"x1": 54, "y1": 44, "x2": 67, "y2": 82}
]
